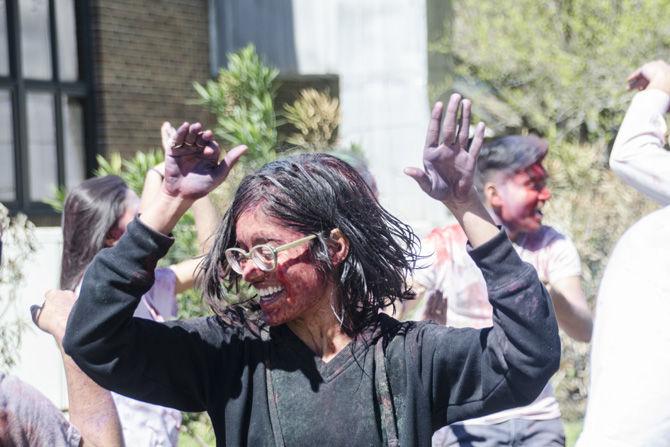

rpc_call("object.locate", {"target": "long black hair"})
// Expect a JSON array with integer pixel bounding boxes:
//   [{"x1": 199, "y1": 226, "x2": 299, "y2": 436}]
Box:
[
  {"x1": 200, "y1": 153, "x2": 419, "y2": 335},
  {"x1": 60, "y1": 175, "x2": 129, "y2": 290}
]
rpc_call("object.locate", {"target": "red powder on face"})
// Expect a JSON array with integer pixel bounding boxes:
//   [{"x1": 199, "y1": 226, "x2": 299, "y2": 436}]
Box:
[{"x1": 277, "y1": 265, "x2": 292, "y2": 305}]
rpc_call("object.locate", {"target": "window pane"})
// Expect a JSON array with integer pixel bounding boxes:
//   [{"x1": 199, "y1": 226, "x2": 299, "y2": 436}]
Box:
[
  {"x1": 26, "y1": 92, "x2": 57, "y2": 201},
  {"x1": 0, "y1": 0, "x2": 8, "y2": 75},
  {"x1": 0, "y1": 90, "x2": 15, "y2": 201},
  {"x1": 55, "y1": 0, "x2": 78, "y2": 81},
  {"x1": 19, "y1": 0, "x2": 52, "y2": 80},
  {"x1": 62, "y1": 96, "x2": 84, "y2": 188}
]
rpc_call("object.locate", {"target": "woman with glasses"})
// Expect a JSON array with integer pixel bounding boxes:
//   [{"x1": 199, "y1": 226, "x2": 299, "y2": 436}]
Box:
[{"x1": 59, "y1": 95, "x2": 560, "y2": 446}]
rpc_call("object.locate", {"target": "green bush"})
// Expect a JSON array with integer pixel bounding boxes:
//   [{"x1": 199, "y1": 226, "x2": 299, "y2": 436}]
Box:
[
  {"x1": 0, "y1": 204, "x2": 36, "y2": 369},
  {"x1": 283, "y1": 88, "x2": 340, "y2": 152},
  {"x1": 194, "y1": 44, "x2": 280, "y2": 172}
]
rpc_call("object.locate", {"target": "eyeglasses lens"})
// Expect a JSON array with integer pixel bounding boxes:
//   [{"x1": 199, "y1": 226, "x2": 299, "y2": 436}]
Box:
[{"x1": 251, "y1": 245, "x2": 276, "y2": 271}]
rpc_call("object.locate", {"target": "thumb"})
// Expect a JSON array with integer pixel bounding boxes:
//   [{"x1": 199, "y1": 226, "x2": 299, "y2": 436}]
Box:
[
  {"x1": 404, "y1": 167, "x2": 432, "y2": 194},
  {"x1": 212, "y1": 145, "x2": 248, "y2": 183}
]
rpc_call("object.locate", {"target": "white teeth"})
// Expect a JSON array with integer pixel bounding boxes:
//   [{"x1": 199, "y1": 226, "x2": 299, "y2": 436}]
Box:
[{"x1": 256, "y1": 285, "x2": 283, "y2": 298}]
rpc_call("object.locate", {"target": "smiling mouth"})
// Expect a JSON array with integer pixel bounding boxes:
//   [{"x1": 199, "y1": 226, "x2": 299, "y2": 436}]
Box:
[{"x1": 256, "y1": 285, "x2": 284, "y2": 305}]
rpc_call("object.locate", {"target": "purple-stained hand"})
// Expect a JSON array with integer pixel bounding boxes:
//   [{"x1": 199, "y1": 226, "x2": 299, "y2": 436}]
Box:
[
  {"x1": 405, "y1": 93, "x2": 485, "y2": 206},
  {"x1": 162, "y1": 122, "x2": 246, "y2": 201}
]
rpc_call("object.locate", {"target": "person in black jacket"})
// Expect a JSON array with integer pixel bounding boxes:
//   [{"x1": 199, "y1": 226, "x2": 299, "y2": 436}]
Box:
[{"x1": 57, "y1": 94, "x2": 560, "y2": 446}]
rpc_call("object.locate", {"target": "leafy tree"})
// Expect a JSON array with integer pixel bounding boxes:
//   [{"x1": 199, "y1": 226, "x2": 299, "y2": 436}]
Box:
[{"x1": 433, "y1": 0, "x2": 670, "y2": 143}]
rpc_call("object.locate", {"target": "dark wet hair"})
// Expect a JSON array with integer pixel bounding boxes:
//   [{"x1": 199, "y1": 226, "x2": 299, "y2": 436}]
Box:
[
  {"x1": 60, "y1": 175, "x2": 129, "y2": 290},
  {"x1": 200, "y1": 153, "x2": 419, "y2": 335},
  {"x1": 475, "y1": 134, "x2": 548, "y2": 193}
]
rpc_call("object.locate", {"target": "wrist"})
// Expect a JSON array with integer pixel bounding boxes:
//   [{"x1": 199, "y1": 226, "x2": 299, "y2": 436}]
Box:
[
  {"x1": 139, "y1": 191, "x2": 194, "y2": 235},
  {"x1": 440, "y1": 190, "x2": 482, "y2": 217}
]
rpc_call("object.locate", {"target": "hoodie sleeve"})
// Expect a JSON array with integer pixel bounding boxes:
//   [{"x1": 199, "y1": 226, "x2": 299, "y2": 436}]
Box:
[{"x1": 63, "y1": 218, "x2": 229, "y2": 412}]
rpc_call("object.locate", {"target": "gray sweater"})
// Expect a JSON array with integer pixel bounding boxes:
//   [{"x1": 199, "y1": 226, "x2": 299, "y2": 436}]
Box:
[{"x1": 63, "y1": 219, "x2": 560, "y2": 446}]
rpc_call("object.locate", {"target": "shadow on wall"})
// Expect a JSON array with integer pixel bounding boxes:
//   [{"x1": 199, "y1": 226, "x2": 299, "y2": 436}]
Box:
[{"x1": 210, "y1": 0, "x2": 298, "y2": 74}]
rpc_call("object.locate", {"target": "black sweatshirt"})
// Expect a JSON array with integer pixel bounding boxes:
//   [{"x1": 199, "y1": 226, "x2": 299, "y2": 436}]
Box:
[{"x1": 63, "y1": 219, "x2": 560, "y2": 446}]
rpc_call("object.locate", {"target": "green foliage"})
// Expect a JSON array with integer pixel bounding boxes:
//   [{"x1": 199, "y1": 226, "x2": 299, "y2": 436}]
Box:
[
  {"x1": 194, "y1": 44, "x2": 280, "y2": 171},
  {"x1": 431, "y1": 0, "x2": 667, "y2": 420},
  {"x1": 0, "y1": 204, "x2": 36, "y2": 369},
  {"x1": 43, "y1": 186, "x2": 67, "y2": 213},
  {"x1": 283, "y1": 88, "x2": 340, "y2": 151},
  {"x1": 435, "y1": 0, "x2": 670, "y2": 143},
  {"x1": 95, "y1": 150, "x2": 164, "y2": 194}
]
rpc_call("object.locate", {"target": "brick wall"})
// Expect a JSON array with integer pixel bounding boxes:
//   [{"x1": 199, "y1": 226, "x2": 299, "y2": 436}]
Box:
[{"x1": 91, "y1": 0, "x2": 212, "y2": 158}]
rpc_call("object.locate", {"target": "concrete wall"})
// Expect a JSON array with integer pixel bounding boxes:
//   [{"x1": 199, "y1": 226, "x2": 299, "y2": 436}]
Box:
[
  {"x1": 291, "y1": 0, "x2": 445, "y2": 233},
  {"x1": 211, "y1": 0, "x2": 447, "y2": 232},
  {"x1": 5, "y1": 228, "x2": 67, "y2": 408}
]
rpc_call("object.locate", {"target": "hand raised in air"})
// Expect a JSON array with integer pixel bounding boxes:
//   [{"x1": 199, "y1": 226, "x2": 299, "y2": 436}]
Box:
[{"x1": 405, "y1": 93, "x2": 485, "y2": 207}]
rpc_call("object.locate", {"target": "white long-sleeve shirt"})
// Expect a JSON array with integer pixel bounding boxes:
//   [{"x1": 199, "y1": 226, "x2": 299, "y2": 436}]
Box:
[
  {"x1": 609, "y1": 89, "x2": 670, "y2": 204},
  {"x1": 578, "y1": 89, "x2": 670, "y2": 447}
]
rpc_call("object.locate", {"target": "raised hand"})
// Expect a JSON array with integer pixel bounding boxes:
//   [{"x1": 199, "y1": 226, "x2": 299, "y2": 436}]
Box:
[
  {"x1": 162, "y1": 122, "x2": 246, "y2": 201},
  {"x1": 405, "y1": 94, "x2": 485, "y2": 206},
  {"x1": 627, "y1": 60, "x2": 670, "y2": 94}
]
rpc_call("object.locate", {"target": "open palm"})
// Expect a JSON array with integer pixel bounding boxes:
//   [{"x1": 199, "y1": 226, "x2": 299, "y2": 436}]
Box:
[{"x1": 406, "y1": 94, "x2": 485, "y2": 205}]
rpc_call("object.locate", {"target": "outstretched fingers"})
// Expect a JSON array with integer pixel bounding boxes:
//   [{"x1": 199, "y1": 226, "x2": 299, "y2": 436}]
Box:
[
  {"x1": 468, "y1": 122, "x2": 486, "y2": 164},
  {"x1": 425, "y1": 102, "x2": 444, "y2": 147},
  {"x1": 458, "y1": 99, "x2": 471, "y2": 149},
  {"x1": 442, "y1": 93, "x2": 462, "y2": 146}
]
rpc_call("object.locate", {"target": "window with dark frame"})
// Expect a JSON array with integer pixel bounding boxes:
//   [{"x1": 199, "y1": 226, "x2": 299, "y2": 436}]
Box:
[{"x1": 0, "y1": 0, "x2": 95, "y2": 218}]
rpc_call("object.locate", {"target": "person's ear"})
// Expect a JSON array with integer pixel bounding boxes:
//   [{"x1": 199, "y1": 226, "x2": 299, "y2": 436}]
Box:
[
  {"x1": 484, "y1": 181, "x2": 502, "y2": 208},
  {"x1": 104, "y1": 226, "x2": 123, "y2": 247},
  {"x1": 327, "y1": 228, "x2": 349, "y2": 267}
]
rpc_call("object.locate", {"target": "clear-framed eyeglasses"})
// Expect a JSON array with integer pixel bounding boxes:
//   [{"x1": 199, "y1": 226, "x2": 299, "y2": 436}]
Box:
[{"x1": 224, "y1": 234, "x2": 318, "y2": 275}]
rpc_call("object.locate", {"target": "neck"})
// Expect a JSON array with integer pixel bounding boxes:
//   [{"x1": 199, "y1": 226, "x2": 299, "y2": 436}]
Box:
[{"x1": 286, "y1": 289, "x2": 352, "y2": 363}]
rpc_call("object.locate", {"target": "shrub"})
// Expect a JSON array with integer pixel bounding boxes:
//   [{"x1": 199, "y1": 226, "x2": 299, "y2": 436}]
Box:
[
  {"x1": 283, "y1": 88, "x2": 340, "y2": 152},
  {"x1": 0, "y1": 204, "x2": 36, "y2": 369}
]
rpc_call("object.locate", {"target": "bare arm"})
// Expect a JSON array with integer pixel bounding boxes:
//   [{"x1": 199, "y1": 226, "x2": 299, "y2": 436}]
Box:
[
  {"x1": 168, "y1": 181, "x2": 221, "y2": 293},
  {"x1": 146, "y1": 169, "x2": 219, "y2": 293},
  {"x1": 547, "y1": 276, "x2": 592, "y2": 342},
  {"x1": 32, "y1": 291, "x2": 124, "y2": 447}
]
